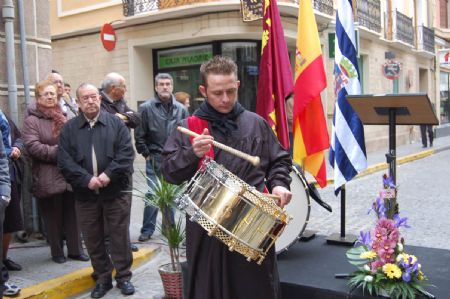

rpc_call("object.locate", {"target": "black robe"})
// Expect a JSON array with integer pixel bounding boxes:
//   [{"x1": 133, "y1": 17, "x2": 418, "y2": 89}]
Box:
[{"x1": 162, "y1": 110, "x2": 292, "y2": 299}]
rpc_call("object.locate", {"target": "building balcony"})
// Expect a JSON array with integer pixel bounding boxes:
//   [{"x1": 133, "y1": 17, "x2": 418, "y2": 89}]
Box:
[
  {"x1": 312, "y1": 0, "x2": 334, "y2": 16},
  {"x1": 417, "y1": 25, "x2": 435, "y2": 53},
  {"x1": 122, "y1": 0, "x2": 334, "y2": 17},
  {"x1": 390, "y1": 9, "x2": 414, "y2": 46},
  {"x1": 357, "y1": 0, "x2": 381, "y2": 33}
]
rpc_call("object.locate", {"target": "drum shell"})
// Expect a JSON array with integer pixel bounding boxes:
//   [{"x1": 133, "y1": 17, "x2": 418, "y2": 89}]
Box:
[
  {"x1": 180, "y1": 160, "x2": 289, "y2": 263},
  {"x1": 187, "y1": 167, "x2": 285, "y2": 251}
]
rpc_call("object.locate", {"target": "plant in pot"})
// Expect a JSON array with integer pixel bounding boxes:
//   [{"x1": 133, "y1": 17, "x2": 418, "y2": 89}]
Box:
[{"x1": 135, "y1": 173, "x2": 185, "y2": 299}]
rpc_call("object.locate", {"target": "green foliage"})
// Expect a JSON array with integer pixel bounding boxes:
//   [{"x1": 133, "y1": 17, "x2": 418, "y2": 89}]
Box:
[{"x1": 134, "y1": 170, "x2": 186, "y2": 272}]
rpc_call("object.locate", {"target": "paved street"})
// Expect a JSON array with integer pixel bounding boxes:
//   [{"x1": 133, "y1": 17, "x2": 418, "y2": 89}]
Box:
[
  {"x1": 73, "y1": 142, "x2": 450, "y2": 298},
  {"x1": 5, "y1": 137, "x2": 450, "y2": 299},
  {"x1": 307, "y1": 149, "x2": 450, "y2": 250}
]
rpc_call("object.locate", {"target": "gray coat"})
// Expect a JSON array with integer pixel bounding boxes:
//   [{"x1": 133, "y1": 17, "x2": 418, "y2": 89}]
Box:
[
  {"x1": 0, "y1": 138, "x2": 10, "y2": 198},
  {"x1": 134, "y1": 95, "x2": 188, "y2": 158}
]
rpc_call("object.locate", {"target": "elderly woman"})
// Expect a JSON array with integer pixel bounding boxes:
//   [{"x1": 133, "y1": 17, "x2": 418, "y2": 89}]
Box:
[{"x1": 23, "y1": 80, "x2": 88, "y2": 264}]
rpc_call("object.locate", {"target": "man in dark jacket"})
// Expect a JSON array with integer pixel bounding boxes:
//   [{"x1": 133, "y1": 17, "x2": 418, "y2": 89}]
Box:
[
  {"x1": 99, "y1": 72, "x2": 140, "y2": 253},
  {"x1": 134, "y1": 73, "x2": 188, "y2": 242},
  {"x1": 99, "y1": 72, "x2": 140, "y2": 129},
  {"x1": 58, "y1": 83, "x2": 135, "y2": 298}
]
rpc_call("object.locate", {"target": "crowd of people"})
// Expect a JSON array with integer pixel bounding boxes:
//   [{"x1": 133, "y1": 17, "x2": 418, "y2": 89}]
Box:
[{"x1": 0, "y1": 56, "x2": 296, "y2": 299}]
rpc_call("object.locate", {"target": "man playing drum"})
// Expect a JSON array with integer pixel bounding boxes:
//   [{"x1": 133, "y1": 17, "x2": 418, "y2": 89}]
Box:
[{"x1": 162, "y1": 55, "x2": 292, "y2": 299}]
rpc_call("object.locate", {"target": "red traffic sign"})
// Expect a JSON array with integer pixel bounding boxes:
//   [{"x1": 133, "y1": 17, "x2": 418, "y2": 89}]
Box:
[
  {"x1": 382, "y1": 60, "x2": 401, "y2": 80},
  {"x1": 101, "y1": 23, "x2": 116, "y2": 51}
]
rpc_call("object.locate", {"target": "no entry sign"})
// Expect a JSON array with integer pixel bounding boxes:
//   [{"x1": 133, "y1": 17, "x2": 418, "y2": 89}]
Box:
[{"x1": 101, "y1": 23, "x2": 116, "y2": 51}]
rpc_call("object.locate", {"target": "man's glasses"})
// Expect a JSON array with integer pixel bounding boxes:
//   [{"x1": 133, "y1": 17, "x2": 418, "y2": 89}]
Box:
[{"x1": 79, "y1": 94, "x2": 99, "y2": 102}]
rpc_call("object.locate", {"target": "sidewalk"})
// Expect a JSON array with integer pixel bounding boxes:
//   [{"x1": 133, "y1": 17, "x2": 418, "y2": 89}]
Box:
[{"x1": 6, "y1": 134, "x2": 450, "y2": 299}]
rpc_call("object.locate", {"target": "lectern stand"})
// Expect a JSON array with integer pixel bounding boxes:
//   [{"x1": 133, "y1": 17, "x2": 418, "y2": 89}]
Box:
[{"x1": 347, "y1": 93, "x2": 438, "y2": 184}]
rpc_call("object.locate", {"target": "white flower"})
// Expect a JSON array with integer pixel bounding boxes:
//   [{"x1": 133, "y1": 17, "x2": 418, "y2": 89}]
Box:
[
  {"x1": 418, "y1": 263, "x2": 422, "y2": 269},
  {"x1": 397, "y1": 243, "x2": 403, "y2": 252},
  {"x1": 363, "y1": 265, "x2": 371, "y2": 272},
  {"x1": 364, "y1": 275, "x2": 373, "y2": 282},
  {"x1": 396, "y1": 253, "x2": 404, "y2": 263}
]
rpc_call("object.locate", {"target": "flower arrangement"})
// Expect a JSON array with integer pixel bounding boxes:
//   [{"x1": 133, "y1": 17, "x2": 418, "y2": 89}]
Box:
[{"x1": 346, "y1": 175, "x2": 434, "y2": 299}]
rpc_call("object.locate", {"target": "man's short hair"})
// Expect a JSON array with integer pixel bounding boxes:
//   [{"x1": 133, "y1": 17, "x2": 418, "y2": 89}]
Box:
[
  {"x1": 64, "y1": 82, "x2": 71, "y2": 88},
  {"x1": 200, "y1": 56, "x2": 237, "y2": 86},
  {"x1": 155, "y1": 73, "x2": 173, "y2": 86},
  {"x1": 76, "y1": 83, "x2": 98, "y2": 99},
  {"x1": 101, "y1": 73, "x2": 123, "y2": 94}
]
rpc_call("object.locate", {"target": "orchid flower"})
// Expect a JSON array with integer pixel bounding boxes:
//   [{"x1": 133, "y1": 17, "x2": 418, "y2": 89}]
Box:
[
  {"x1": 356, "y1": 230, "x2": 372, "y2": 247},
  {"x1": 394, "y1": 214, "x2": 411, "y2": 228}
]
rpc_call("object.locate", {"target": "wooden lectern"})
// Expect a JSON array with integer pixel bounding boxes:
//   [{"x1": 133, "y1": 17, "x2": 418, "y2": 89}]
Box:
[{"x1": 347, "y1": 93, "x2": 438, "y2": 184}]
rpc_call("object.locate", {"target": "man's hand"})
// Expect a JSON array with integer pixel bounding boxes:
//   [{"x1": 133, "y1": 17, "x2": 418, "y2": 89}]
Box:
[
  {"x1": 115, "y1": 113, "x2": 129, "y2": 123},
  {"x1": 10, "y1": 147, "x2": 21, "y2": 160},
  {"x1": 88, "y1": 176, "x2": 102, "y2": 190},
  {"x1": 192, "y1": 128, "x2": 214, "y2": 158},
  {"x1": 272, "y1": 186, "x2": 292, "y2": 209},
  {"x1": 98, "y1": 172, "x2": 111, "y2": 187}
]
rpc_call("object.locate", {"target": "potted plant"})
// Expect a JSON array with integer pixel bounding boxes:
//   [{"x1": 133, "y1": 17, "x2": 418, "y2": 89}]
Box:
[{"x1": 135, "y1": 173, "x2": 185, "y2": 299}]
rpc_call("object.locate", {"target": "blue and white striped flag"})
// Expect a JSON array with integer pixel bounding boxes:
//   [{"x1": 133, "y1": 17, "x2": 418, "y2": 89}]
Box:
[{"x1": 329, "y1": 0, "x2": 367, "y2": 194}]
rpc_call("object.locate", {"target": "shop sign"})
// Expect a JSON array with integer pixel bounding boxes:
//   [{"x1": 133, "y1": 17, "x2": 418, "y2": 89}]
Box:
[
  {"x1": 158, "y1": 45, "x2": 213, "y2": 69},
  {"x1": 439, "y1": 51, "x2": 450, "y2": 68},
  {"x1": 240, "y1": 0, "x2": 263, "y2": 22},
  {"x1": 382, "y1": 60, "x2": 401, "y2": 80}
]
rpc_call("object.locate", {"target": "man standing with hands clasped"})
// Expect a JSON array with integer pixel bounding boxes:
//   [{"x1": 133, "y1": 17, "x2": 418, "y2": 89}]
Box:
[
  {"x1": 162, "y1": 56, "x2": 292, "y2": 299},
  {"x1": 58, "y1": 83, "x2": 135, "y2": 298}
]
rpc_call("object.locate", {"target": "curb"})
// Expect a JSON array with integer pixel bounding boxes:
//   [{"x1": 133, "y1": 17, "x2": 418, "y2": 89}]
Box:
[
  {"x1": 319, "y1": 146, "x2": 445, "y2": 187},
  {"x1": 17, "y1": 246, "x2": 159, "y2": 299}
]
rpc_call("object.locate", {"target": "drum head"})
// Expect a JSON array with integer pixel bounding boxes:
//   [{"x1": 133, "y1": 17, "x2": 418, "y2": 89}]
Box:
[{"x1": 275, "y1": 170, "x2": 311, "y2": 254}]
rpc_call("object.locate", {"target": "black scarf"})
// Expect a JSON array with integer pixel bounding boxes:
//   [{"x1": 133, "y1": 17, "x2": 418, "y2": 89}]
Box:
[{"x1": 194, "y1": 100, "x2": 245, "y2": 137}]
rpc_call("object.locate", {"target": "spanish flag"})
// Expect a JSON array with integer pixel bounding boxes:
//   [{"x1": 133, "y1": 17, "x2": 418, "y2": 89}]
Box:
[
  {"x1": 293, "y1": 0, "x2": 329, "y2": 187},
  {"x1": 256, "y1": 0, "x2": 293, "y2": 149}
]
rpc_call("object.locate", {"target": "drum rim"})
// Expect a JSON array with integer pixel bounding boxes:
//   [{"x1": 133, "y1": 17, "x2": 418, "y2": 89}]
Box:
[{"x1": 275, "y1": 167, "x2": 312, "y2": 254}]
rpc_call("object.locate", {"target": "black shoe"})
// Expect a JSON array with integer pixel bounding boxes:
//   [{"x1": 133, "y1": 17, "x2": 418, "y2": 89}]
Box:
[
  {"x1": 68, "y1": 254, "x2": 90, "y2": 261},
  {"x1": 131, "y1": 244, "x2": 139, "y2": 252},
  {"x1": 116, "y1": 281, "x2": 135, "y2": 296},
  {"x1": 3, "y1": 258, "x2": 22, "y2": 271},
  {"x1": 138, "y1": 233, "x2": 151, "y2": 242},
  {"x1": 91, "y1": 283, "x2": 113, "y2": 298},
  {"x1": 52, "y1": 256, "x2": 66, "y2": 264}
]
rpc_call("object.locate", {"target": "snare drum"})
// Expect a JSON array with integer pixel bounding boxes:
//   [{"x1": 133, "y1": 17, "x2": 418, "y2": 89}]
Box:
[
  {"x1": 275, "y1": 167, "x2": 311, "y2": 254},
  {"x1": 175, "y1": 159, "x2": 290, "y2": 264}
]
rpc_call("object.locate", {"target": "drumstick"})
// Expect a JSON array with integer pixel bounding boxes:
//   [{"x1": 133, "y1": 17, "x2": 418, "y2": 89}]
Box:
[{"x1": 177, "y1": 126, "x2": 261, "y2": 167}]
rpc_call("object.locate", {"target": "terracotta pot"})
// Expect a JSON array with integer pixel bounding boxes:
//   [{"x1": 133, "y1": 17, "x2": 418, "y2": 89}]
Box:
[{"x1": 159, "y1": 263, "x2": 182, "y2": 299}]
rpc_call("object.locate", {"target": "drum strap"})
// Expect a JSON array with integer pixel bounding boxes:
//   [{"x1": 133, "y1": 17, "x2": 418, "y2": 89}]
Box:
[{"x1": 187, "y1": 116, "x2": 215, "y2": 169}]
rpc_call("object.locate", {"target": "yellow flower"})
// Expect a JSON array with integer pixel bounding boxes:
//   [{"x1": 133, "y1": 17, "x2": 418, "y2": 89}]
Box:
[
  {"x1": 418, "y1": 270, "x2": 425, "y2": 281},
  {"x1": 383, "y1": 263, "x2": 402, "y2": 279},
  {"x1": 360, "y1": 251, "x2": 377, "y2": 260},
  {"x1": 397, "y1": 253, "x2": 417, "y2": 264}
]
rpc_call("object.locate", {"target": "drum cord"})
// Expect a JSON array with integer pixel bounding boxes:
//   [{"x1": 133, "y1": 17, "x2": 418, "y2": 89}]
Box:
[{"x1": 307, "y1": 182, "x2": 332, "y2": 213}]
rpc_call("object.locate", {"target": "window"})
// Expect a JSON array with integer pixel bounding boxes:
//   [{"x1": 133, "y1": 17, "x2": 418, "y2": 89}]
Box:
[
  {"x1": 440, "y1": 72, "x2": 450, "y2": 123},
  {"x1": 154, "y1": 41, "x2": 260, "y2": 113}
]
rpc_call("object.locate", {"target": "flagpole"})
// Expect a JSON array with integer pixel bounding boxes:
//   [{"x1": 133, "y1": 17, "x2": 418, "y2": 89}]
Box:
[{"x1": 326, "y1": 185, "x2": 358, "y2": 245}]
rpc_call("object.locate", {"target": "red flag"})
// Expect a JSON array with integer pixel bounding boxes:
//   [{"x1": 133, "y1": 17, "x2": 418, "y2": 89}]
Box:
[
  {"x1": 256, "y1": 0, "x2": 293, "y2": 149},
  {"x1": 292, "y1": 0, "x2": 330, "y2": 187}
]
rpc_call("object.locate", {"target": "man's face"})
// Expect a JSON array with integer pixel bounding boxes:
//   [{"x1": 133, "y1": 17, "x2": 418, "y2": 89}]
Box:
[
  {"x1": 199, "y1": 73, "x2": 240, "y2": 114},
  {"x1": 155, "y1": 78, "x2": 173, "y2": 102},
  {"x1": 64, "y1": 85, "x2": 71, "y2": 96},
  {"x1": 48, "y1": 73, "x2": 64, "y2": 97},
  {"x1": 110, "y1": 78, "x2": 127, "y2": 102},
  {"x1": 76, "y1": 85, "x2": 101, "y2": 119}
]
